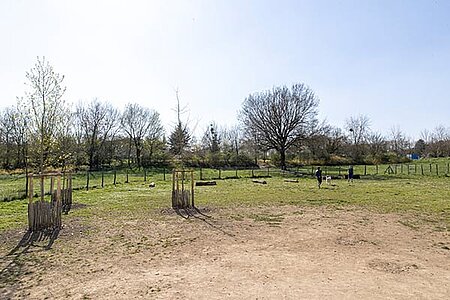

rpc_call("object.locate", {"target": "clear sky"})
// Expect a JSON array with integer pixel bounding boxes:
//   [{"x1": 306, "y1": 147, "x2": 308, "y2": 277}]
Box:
[{"x1": 1, "y1": 0, "x2": 449, "y2": 140}]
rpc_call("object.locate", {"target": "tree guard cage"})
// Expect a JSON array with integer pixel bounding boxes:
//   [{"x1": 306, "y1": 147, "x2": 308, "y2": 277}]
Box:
[
  {"x1": 172, "y1": 170, "x2": 195, "y2": 209},
  {"x1": 27, "y1": 172, "x2": 73, "y2": 231}
]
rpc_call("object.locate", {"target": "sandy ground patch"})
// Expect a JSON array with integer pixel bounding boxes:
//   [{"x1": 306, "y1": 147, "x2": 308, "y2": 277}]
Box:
[{"x1": 1, "y1": 205, "x2": 449, "y2": 299}]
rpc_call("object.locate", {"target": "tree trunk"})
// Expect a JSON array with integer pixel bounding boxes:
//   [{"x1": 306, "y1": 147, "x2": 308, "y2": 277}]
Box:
[{"x1": 280, "y1": 149, "x2": 286, "y2": 170}]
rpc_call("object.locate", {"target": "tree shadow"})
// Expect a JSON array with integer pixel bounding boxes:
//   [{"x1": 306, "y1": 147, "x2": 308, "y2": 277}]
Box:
[
  {"x1": 174, "y1": 206, "x2": 235, "y2": 238},
  {"x1": 0, "y1": 228, "x2": 60, "y2": 296}
]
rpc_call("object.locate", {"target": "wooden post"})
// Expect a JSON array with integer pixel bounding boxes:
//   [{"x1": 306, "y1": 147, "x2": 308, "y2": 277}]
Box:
[
  {"x1": 172, "y1": 169, "x2": 176, "y2": 207},
  {"x1": 252, "y1": 167, "x2": 254, "y2": 177},
  {"x1": 25, "y1": 171, "x2": 28, "y2": 199},
  {"x1": 113, "y1": 170, "x2": 117, "y2": 186},
  {"x1": 436, "y1": 164, "x2": 439, "y2": 176},
  {"x1": 447, "y1": 163, "x2": 449, "y2": 175},
  {"x1": 376, "y1": 165, "x2": 379, "y2": 175},
  {"x1": 28, "y1": 174, "x2": 33, "y2": 231},
  {"x1": 86, "y1": 170, "x2": 90, "y2": 191},
  {"x1": 364, "y1": 165, "x2": 367, "y2": 176},
  {"x1": 50, "y1": 176, "x2": 54, "y2": 201},
  {"x1": 191, "y1": 171, "x2": 195, "y2": 207},
  {"x1": 407, "y1": 164, "x2": 410, "y2": 175},
  {"x1": 163, "y1": 168, "x2": 166, "y2": 181},
  {"x1": 218, "y1": 168, "x2": 221, "y2": 179},
  {"x1": 101, "y1": 172, "x2": 104, "y2": 188},
  {"x1": 421, "y1": 164, "x2": 424, "y2": 175},
  {"x1": 429, "y1": 164, "x2": 432, "y2": 174},
  {"x1": 56, "y1": 174, "x2": 62, "y2": 228},
  {"x1": 126, "y1": 169, "x2": 129, "y2": 183},
  {"x1": 415, "y1": 164, "x2": 417, "y2": 174},
  {"x1": 400, "y1": 164, "x2": 403, "y2": 174},
  {"x1": 394, "y1": 165, "x2": 397, "y2": 174},
  {"x1": 144, "y1": 169, "x2": 147, "y2": 182},
  {"x1": 235, "y1": 166, "x2": 238, "y2": 178},
  {"x1": 338, "y1": 166, "x2": 341, "y2": 176},
  {"x1": 40, "y1": 174, "x2": 45, "y2": 201},
  {"x1": 200, "y1": 167, "x2": 203, "y2": 180}
]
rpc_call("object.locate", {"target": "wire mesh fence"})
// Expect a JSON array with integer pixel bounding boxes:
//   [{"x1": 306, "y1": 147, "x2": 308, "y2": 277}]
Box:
[{"x1": 1, "y1": 162, "x2": 449, "y2": 202}]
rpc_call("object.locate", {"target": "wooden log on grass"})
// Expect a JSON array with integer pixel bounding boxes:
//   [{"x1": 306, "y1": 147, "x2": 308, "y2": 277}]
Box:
[
  {"x1": 284, "y1": 179, "x2": 299, "y2": 183},
  {"x1": 252, "y1": 179, "x2": 267, "y2": 184},
  {"x1": 195, "y1": 181, "x2": 217, "y2": 186}
]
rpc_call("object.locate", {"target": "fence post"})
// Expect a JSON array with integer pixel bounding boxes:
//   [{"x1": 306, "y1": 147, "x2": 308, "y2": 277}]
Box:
[
  {"x1": 113, "y1": 170, "x2": 117, "y2": 186},
  {"x1": 144, "y1": 169, "x2": 147, "y2": 182},
  {"x1": 101, "y1": 172, "x2": 104, "y2": 188},
  {"x1": 429, "y1": 164, "x2": 432, "y2": 174},
  {"x1": 407, "y1": 165, "x2": 410, "y2": 175},
  {"x1": 86, "y1": 171, "x2": 90, "y2": 191},
  {"x1": 376, "y1": 165, "x2": 379, "y2": 175},
  {"x1": 394, "y1": 165, "x2": 397, "y2": 174},
  {"x1": 163, "y1": 168, "x2": 166, "y2": 181},
  {"x1": 415, "y1": 164, "x2": 417, "y2": 174},
  {"x1": 126, "y1": 169, "x2": 129, "y2": 183},
  {"x1": 200, "y1": 167, "x2": 203, "y2": 180},
  {"x1": 251, "y1": 167, "x2": 254, "y2": 177},
  {"x1": 400, "y1": 164, "x2": 403, "y2": 174},
  {"x1": 235, "y1": 166, "x2": 238, "y2": 178},
  {"x1": 436, "y1": 164, "x2": 439, "y2": 176},
  {"x1": 25, "y1": 171, "x2": 29, "y2": 199},
  {"x1": 218, "y1": 168, "x2": 221, "y2": 179},
  {"x1": 364, "y1": 165, "x2": 367, "y2": 176},
  {"x1": 421, "y1": 164, "x2": 424, "y2": 175},
  {"x1": 311, "y1": 166, "x2": 314, "y2": 176}
]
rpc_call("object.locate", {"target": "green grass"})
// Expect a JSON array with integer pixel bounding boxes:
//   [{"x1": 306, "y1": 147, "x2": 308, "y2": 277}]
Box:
[{"x1": 0, "y1": 171, "x2": 449, "y2": 233}]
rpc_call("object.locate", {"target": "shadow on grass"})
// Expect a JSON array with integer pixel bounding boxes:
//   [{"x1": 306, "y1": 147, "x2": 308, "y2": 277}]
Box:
[{"x1": 0, "y1": 228, "x2": 60, "y2": 296}]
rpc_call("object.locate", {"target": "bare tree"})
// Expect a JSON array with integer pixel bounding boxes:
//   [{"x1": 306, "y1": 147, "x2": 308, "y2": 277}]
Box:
[
  {"x1": 428, "y1": 125, "x2": 450, "y2": 157},
  {"x1": 240, "y1": 83, "x2": 319, "y2": 169},
  {"x1": 20, "y1": 57, "x2": 69, "y2": 172},
  {"x1": 0, "y1": 107, "x2": 15, "y2": 168},
  {"x1": 121, "y1": 103, "x2": 163, "y2": 168},
  {"x1": 76, "y1": 99, "x2": 119, "y2": 170},
  {"x1": 367, "y1": 131, "x2": 386, "y2": 162},
  {"x1": 345, "y1": 114, "x2": 371, "y2": 162},
  {"x1": 389, "y1": 125, "x2": 410, "y2": 156}
]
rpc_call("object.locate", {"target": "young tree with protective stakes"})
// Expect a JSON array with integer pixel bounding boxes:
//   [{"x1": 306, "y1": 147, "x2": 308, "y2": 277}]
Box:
[
  {"x1": 240, "y1": 83, "x2": 319, "y2": 169},
  {"x1": 168, "y1": 90, "x2": 191, "y2": 158},
  {"x1": 20, "y1": 57, "x2": 70, "y2": 172}
]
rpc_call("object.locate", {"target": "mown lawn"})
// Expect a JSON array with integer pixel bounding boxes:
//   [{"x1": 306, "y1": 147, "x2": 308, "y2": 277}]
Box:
[{"x1": 1, "y1": 173, "x2": 449, "y2": 233}]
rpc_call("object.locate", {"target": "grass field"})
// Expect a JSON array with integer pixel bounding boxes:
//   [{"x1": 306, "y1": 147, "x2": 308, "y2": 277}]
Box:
[{"x1": 1, "y1": 171, "x2": 449, "y2": 232}]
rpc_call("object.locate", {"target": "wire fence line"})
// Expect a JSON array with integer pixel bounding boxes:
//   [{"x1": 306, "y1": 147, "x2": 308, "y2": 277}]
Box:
[{"x1": 1, "y1": 162, "x2": 449, "y2": 202}]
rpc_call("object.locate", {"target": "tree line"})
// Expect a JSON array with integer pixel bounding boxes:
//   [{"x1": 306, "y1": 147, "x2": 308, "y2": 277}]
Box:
[{"x1": 0, "y1": 57, "x2": 449, "y2": 172}]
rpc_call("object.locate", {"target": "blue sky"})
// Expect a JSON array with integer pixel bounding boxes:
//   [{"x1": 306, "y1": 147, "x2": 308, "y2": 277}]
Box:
[{"x1": 1, "y1": 0, "x2": 449, "y2": 139}]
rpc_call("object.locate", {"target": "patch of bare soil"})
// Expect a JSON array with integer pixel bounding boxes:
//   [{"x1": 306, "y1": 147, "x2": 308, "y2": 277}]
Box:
[{"x1": 1, "y1": 206, "x2": 449, "y2": 299}]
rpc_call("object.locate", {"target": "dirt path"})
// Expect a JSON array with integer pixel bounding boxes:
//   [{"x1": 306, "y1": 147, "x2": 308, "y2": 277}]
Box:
[{"x1": 1, "y1": 206, "x2": 449, "y2": 299}]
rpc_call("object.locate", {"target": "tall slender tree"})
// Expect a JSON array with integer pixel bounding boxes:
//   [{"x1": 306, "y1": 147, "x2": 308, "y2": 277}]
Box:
[
  {"x1": 168, "y1": 90, "x2": 191, "y2": 157},
  {"x1": 20, "y1": 57, "x2": 69, "y2": 172}
]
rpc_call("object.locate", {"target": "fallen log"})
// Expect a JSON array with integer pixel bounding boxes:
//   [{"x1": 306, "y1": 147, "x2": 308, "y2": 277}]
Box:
[
  {"x1": 195, "y1": 181, "x2": 217, "y2": 186},
  {"x1": 252, "y1": 179, "x2": 267, "y2": 184},
  {"x1": 284, "y1": 179, "x2": 299, "y2": 183}
]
